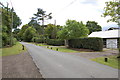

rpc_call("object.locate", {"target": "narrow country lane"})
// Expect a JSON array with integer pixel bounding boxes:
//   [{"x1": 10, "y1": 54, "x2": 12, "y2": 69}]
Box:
[{"x1": 21, "y1": 42, "x2": 118, "y2": 78}]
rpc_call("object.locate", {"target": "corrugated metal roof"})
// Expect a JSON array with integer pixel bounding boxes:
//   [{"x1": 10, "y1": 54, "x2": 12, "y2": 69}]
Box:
[{"x1": 88, "y1": 30, "x2": 120, "y2": 38}]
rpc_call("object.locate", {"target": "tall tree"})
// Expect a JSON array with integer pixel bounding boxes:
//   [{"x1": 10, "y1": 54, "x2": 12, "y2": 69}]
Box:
[
  {"x1": 57, "y1": 20, "x2": 89, "y2": 40},
  {"x1": 23, "y1": 27, "x2": 37, "y2": 42},
  {"x1": 28, "y1": 17, "x2": 40, "y2": 26},
  {"x1": 102, "y1": 0, "x2": 120, "y2": 24},
  {"x1": 12, "y1": 11, "x2": 22, "y2": 29},
  {"x1": 45, "y1": 24, "x2": 62, "y2": 39},
  {"x1": 34, "y1": 8, "x2": 52, "y2": 26},
  {"x1": 86, "y1": 21, "x2": 102, "y2": 34},
  {"x1": 28, "y1": 17, "x2": 43, "y2": 35},
  {"x1": 1, "y1": 4, "x2": 22, "y2": 46},
  {"x1": 13, "y1": 28, "x2": 20, "y2": 40},
  {"x1": 18, "y1": 24, "x2": 29, "y2": 41}
]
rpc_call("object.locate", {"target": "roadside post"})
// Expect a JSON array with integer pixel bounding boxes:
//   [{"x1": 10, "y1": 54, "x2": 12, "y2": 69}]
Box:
[
  {"x1": 105, "y1": 58, "x2": 108, "y2": 62},
  {"x1": 56, "y1": 48, "x2": 58, "y2": 51},
  {"x1": 22, "y1": 45, "x2": 24, "y2": 50},
  {"x1": 51, "y1": 47, "x2": 52, "y2": 49}
]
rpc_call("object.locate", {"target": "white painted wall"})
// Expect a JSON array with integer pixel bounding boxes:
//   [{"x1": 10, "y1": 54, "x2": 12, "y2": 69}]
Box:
[{"x1": 106, "y1": 39, "x2": 117, "y2": 49}]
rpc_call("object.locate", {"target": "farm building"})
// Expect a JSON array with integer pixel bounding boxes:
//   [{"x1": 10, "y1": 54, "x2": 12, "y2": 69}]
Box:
[{"x1": 88, "y1": 30, "x2": 120, "y2": 49}]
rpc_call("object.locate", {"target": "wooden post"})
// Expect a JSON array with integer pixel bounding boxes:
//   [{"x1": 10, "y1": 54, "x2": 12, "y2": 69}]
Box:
[
  {"x1": 105, "y1": 58, "x2": 108, "y2": 62},
  {"x1": 51, "y1": 47, "x2": 52, "y2": 49},
  {"x1": 22, "y1": 45, "x2": 24, "y2": 50},
  {"x1": 56, "y1": 48, "x2": 58, "y2": 51}
]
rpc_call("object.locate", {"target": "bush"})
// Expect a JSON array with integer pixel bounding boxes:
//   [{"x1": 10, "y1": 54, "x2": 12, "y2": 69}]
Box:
[
  {"x1": 68, "y1": 37, "x2": 103, "y2": 51},
  {"x1": 36, "y1": 38, "x2": 45, "y2": 43},
  {"x1": 46, "y1": 39, "x2": 64, "y2": 46},
  {"x1": 32, "y1": 37, "x2": 45, "y2": 43},
  {"x1": 12, "y1": 38, "x2": 17, "y2": 45}
]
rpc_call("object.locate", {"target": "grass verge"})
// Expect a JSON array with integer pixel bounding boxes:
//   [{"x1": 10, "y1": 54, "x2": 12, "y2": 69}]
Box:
[
  {"x1": 34, "y1": 43, "x2": 79, "y2": 53},
  {"x1": 1, "y1": 42, "x2": 26, "y2": 56},
  {"x1": 91, "y1": 55, "x2": 120, "y2": 69},
  {"x1": 47, "y1": 46, "x2": 80, "y2": 53}
]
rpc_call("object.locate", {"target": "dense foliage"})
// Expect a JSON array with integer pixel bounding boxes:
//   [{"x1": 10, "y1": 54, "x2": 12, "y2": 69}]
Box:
[
  {"x1": 86, "y1": 21, "x2": 102, "y2": 34},
  {"x1": 1, "y1": 4, "x2": 22, "y2": 47},
  {"x1": 32, "y1": 37, "x2": 45, "y2": 43},
  {"x1": 102, "y1": 0, "x2": 120, "y2": 23},
  {"x1": 57, "y1": 20, "x2": 89, "y2": 40},
  {"x1": 23, "y1": 27, "x2": 37, "y2": 42},
  {"x1": 46, "y1": 39, "x2": 64, "y2": 46},
  {"x1": 68, "y1": 37, "x2": 103, "y2": 51},
  {"x1": 45, "y1": 24, "x2": 62, "y2": 39}
]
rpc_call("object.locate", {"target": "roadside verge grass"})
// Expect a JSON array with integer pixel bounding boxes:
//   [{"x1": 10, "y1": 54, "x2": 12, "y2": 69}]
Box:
[
  {"x1": 1, "y1": 42, "x2": 26, "y2": 56},
  {"x1": 34, "y1": 43, "x2": 80, "y2": 53},
  {"x1": 91, "y1": 56, "x2": 120, "y2": 69},
  {"x1": 34, "y1": 43, "x2": 98, "y2": 53},
  {"x1": 47, "y1": 46, "x2": 79, "y2": 53}
]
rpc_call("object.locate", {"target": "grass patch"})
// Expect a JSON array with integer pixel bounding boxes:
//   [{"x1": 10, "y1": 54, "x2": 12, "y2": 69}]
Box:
[
  {"x1": 47, "y1": 46, "x2": 80, "y2": 53},
  {"x1": 33, "y1": 43, "x2": 79, "y2": 53},
  {"x1": 37, "y1": 43, "x2": 50, "y2": 46},
  {"x1": 2, "y1": 42, "x2": 26, "y2": 56},
  {"x1": 91, "y1": 56, "x2": 120, "y2": 69}
]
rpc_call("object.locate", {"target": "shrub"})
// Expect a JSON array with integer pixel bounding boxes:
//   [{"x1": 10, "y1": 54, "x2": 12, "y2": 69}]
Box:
[
  {"x1": 46, "y1": 39, "x2": 64, "y2": 46},
  {"x1": 68, "y1": 37, "x2": 103, "y2": 51},
  {"x1": 32, "y1": 36, "x2": 45, "y2": 43},
  {"x1": 12, "y1": 38, "x2": 17, "y2": 45},
  {"x1": 36, "y1": 38, "x2": 45, "y2": 43}
]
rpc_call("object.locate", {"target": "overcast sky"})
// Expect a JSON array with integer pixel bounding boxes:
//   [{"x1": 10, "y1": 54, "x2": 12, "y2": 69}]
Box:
[{"x1": 1, "y1": 0, "x2": 118, "y2": 30}]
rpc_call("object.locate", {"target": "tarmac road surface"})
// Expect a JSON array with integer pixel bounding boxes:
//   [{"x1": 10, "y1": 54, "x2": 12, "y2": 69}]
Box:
[{"x1": 21, "y1": 42, "x2": 118, "y2": 78}]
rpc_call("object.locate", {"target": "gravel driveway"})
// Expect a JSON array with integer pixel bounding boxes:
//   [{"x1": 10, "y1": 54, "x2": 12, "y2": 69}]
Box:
[
  {"x1": 2, "y1": 51, "x2": 43, "y2": 78},
  {"x1": 64, "y1": 48, "x2": 119, "y2": 59}
]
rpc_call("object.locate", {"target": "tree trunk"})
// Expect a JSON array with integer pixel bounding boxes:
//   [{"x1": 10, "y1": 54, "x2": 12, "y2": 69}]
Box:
[{"x1": 64, "y1": 39, "x2": 68, "y2": 47}]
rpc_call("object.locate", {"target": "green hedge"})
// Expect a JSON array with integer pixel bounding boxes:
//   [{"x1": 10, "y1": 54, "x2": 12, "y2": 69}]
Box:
[
  {"x1": 46, "y1": 39, "x2": 64, "y2": 46},
  {"x1": 32, "y1": 37, "x2": 45, "y2": 43},
  {"x1": 68, "y1": 37, "x2": 103, "y2": 51}
]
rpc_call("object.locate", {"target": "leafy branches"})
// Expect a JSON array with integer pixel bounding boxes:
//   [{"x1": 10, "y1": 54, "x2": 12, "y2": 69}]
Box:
[{"x1": 102, "y1": 0, "x2": 120, "y2": 23}]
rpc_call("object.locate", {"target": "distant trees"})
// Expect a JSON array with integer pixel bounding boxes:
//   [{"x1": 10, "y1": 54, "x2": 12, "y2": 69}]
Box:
[
  {"x1": 18, "y1": 8, "x2": 53, "y2": 42},
  {"x1": 86, "y1": 21, "x2": 102, "y2": 34},
  {"x1": 23, "y1": 27, "x2": 37, "y2": 42},
  {"x1": 28, "y1": 17, "x2": 43, "y2": 35},
  {"x1": 45, "y1": 24, "x2": 62, "y2": 39},
  {"x1": 18, "y1": 24, "x2": 29, "y2": 41},
  {"x1": 13, "y1": 28, "x2": 20, "y2": 40},
  {"x1": 57, "y1": 20, "x2": 89, "y2": 40}
]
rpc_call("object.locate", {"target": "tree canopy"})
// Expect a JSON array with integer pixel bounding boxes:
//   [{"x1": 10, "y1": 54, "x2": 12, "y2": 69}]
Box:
[
  {"x1": 1, "y1": 4, "x2": 22, "y2": 47},
  {"x1": 45, "y1": 24, "x2": 62, "y2": 39},
  {"x1": 102, "y1": 0, "x2": 120, "y2": 24},
  {"x1": 34, "y1": 8, "x2": 52, "y2": 26},
  {"x1": 86, "y1": 21, "x2": 102, "y2": 34},
  {"x1": 18, "y1": 24, "x2": 29, "y2": 41},
  {"x1": 57, "y1": 20, "x2": 89, "y2": 40},
  {"x1": 23, "y1": 27, "x2": 37, "y2": 42}
]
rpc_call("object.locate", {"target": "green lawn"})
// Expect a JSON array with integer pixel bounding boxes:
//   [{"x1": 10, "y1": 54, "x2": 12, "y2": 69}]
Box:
[
  {"x1": 91, "y1": 56, "x2": 120, "y2": 69},
  {"x1": 1, "y1": 42, "x2": 26, "y2": 56}
]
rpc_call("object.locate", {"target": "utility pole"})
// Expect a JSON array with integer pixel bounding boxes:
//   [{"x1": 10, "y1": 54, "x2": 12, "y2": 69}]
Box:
[
  {"x1": 54, "y1": 20, "x2": 56, "y2": 25},
  {"x1": 10, "y1": 7, "x2": 13, "y2": 46},
  {"x1": 10, "y1": 0, "x2": 14, "y2": 46}
]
